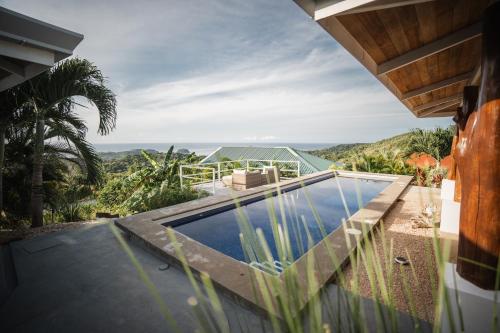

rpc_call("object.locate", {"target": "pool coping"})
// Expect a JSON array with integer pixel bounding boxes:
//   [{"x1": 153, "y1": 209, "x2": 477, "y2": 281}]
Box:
[{"x1": 115, "y1": 170, "x2": 413, "y2": 317}]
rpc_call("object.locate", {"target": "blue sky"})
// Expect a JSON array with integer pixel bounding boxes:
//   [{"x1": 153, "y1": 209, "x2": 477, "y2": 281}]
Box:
[{"x1": 2, "y1": 0, "x2": 451, "y2": 143}]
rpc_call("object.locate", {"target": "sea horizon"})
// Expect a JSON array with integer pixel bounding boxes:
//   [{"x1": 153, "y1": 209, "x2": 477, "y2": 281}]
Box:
[{"x1": 93, "y1": 142, "x2": 340, "y2": 155}]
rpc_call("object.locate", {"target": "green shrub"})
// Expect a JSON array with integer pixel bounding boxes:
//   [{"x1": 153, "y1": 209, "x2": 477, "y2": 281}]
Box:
[
  {"x1": 97, "y1": 146, "x2": 207, "y2": 216},
  {"x1": 341, "y1": 151, "x2": 415, "y2": 176},
  {"x1": 59, "y1": 202, "x2": 83, "y2": 222},
  {"x1": 123, "y1": 186, "x2": 207, "y2": 214}
]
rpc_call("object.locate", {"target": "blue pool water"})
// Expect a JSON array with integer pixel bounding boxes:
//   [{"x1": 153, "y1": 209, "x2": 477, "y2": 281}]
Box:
[{"x1": 174, "y1": 176, "x2": 390, "y2": 263}]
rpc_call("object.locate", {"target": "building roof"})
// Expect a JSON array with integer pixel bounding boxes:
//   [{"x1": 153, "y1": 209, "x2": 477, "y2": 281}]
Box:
[
  {"x1": 200, "y1": 146, "x2": 333, "y2": 175},
  {"x1": 293, "y1": 0, "x2": 491, "y2": 118},
  {"x1": 0, "y1": 6, "x2": 83, "y2": 91}
]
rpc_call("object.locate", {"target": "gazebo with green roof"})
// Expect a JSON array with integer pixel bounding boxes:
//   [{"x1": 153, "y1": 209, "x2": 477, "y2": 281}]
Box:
[{"x1": 200, "y1": 146, "x2": 333, "y2": 176}]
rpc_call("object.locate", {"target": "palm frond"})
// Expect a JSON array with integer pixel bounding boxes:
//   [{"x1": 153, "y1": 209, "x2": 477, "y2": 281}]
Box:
[
  {"x1": 44, "y1": 124, "x2": 103, "y2": 184},
  {"x1": 20, "y1": 57, "x2": 117, "y2": 135}
]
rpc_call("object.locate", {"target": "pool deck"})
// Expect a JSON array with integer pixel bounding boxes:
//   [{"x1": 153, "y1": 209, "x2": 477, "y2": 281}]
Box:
[
  {"x1": 115, "y1": 170, "x2": 413, "y2": 317},
  {"x1": 193, "y1": 180, "x2": 235, "y2": 196},
  {"x1": 343, "y1": 185, "x2": 445, "y2": 323}
]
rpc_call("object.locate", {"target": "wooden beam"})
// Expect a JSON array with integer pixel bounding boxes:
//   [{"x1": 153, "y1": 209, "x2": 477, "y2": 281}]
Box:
[
  {"x1": 402, "y1": 71, "x2": 472, "y2": 100},
  {"x1": 467, "y1": 63, "x2": 481, "y2": 86},
  {"x1": 0, "y1": 39, "x2": 55, "y2": 67},
  {"x1": 337, "y1": 0, "x2": 436, "y2": 16},
  {"x1": 378, "y1": 23, "x2": 482, "y2": 75},
  {"x1": 413, "y1": 94, "x2": 463, "y2": 113},
  {"x1": 417, "y1": 100, "x2": 460, "y2": 117},
  {"x1": 0, "y1": 56, "x2": 25, "y2": 77},
  {"x1": 0, "y1": 63, "x2": 50, "y2": 91},
  {"x1": 430, "y1": 110, "x2": 457, "y2": 118},
  {"x1": 315, "y1": 0, "x2": 377, "y2": 20}
]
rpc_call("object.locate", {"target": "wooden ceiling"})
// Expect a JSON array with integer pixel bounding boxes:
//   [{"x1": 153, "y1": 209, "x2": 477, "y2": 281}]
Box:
[{"x1": 293, "y1": 0, "x2": 493, "y2": 118}]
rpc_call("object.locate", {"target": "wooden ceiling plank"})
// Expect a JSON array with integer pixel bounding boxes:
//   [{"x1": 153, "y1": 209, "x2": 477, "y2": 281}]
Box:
[
  {"x1": 402, "y1": 71, "x2": 472, "y2": 100},
  {"x1": 317, "y1": 14, "x2": 416, "y2": 112},
  {"x1": 413, "y1": 94, "x2": 462, "y2": 113},
  {"x1": 377, "y1": 22, "x2": 482, "y2": 75},
  {"x1": 417, "y1": 99, "x2": 460, "y2": 117},
  {"x1": 424, "y1": 110, "x2": 456, "y2": 118},
  {"x1": 315, "y1": 0, "x2": 377, "y2": 20},
  {"x1": 337, "y1": 0, "x2": 436, "y2": 16}
]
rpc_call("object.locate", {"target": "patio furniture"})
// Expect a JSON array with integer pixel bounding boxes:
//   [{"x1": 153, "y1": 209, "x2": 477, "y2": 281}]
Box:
[
  {"x1": 231, "y1": 170, "x2": 263, "y2": 190},
  {"x1": 221, "y1": 167, "x2": 281, "y2": 191},
  {"x1": 262, "y1": 166, "x2": 280, "y2": 184}
]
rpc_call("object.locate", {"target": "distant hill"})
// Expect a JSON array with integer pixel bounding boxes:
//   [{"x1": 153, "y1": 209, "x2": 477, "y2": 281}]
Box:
[
  {"x1": 99, "y1": 149, "x2": 203, "y2": 174},
  {"x1": 98, "y1": 149, "x2": 160, "y2": 161},
  {"x1": 308, "y1": 132, "x2": 414, "y2": 162}
]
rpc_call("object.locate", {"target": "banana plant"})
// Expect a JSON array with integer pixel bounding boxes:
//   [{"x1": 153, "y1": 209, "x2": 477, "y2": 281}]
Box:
[{"x1": 121, "y1": 146, "x2": 185, "y2": 213}]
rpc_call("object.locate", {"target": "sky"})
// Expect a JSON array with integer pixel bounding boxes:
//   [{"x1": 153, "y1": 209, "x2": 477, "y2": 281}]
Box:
[{"x1": 2, "y1": 0, "x2": 451, "y2": 144}]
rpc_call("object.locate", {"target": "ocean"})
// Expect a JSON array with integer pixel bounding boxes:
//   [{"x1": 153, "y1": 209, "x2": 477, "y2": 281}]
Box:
[{"x1": 93, "y1": 142, "x2": 337, "y2": 155}]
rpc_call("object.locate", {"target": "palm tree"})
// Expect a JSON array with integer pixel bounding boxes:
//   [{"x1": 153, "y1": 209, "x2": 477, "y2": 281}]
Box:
[
  {"x1": 0, "y1": 87, "x2": 27, "y2": 214},
  {"x1": 21, "y1": 58, "x2": 116, "y2": 227},
  {"x1": 406, "y1": 127, "x2": 454, "y2": 160}
]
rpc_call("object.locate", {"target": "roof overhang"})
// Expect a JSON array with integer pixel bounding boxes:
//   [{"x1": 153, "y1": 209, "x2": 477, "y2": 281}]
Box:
[
  {"x1": 293, "y1": 0, "x2": 493, "y2": 118},
  {"x1": 0, "y1": 6, "x2": 84, "y2": 91}
]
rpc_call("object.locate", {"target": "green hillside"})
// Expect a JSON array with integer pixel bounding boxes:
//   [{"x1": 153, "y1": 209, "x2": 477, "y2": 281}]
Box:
[
  {"x1": 309, "y1": 132, "x2": 414, "y2": 162},
  {"x1": 310, "y1": 126, "x2": 455, "y2": 165},
  {"x1": 308, "y1": 127, "x2": 454, "y2": 187}
]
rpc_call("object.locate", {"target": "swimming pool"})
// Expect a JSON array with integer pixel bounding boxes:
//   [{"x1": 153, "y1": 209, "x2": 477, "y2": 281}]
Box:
[
  {"x1": 116, "y1": 170, "x2": 412, "y2": 313},
  {"x1": 173, "y1": 176, "x2": 390, "y2": 263}
]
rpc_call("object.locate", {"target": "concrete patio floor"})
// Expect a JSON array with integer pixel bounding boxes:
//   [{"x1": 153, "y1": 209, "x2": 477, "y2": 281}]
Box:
[{"x1": 0, "y1": 222, "x2": 265, "y2": 332}]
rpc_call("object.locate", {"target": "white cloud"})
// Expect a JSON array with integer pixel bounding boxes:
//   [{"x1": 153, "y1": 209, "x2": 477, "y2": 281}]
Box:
[
  {"x1": 243, "y1": 136, "x2": 278, "y2": 142},
  {"x1": 1, "y1": 0, "x2": 452, "y2": 143}
]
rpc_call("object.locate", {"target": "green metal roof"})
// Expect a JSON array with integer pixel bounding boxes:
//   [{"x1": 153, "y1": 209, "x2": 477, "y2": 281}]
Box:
[{"x1": 200, "y1": 146, "x2": 333, "y2": 175}]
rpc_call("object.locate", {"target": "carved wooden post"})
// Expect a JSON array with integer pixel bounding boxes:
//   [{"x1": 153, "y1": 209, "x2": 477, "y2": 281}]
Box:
[
  {"x1": 453, "y1": 87, "x2": 479, "y2": 202},
  {"x1": 456, "y1": 3, "x2": 500, "y2": 289},
  {"x1": 448, "y1": 107, "x2": 461, "y2": 181}
]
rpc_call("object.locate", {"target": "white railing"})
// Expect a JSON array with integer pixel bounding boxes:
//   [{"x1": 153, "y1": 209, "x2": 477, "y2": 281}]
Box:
[
  {"x1": 243, "y1": 159, "x2": 301, "y2": 179},
  {"x1": 179, "y1": 165, "x2": 216, "y2": 194},
  {"x1": 179, "y1": 159, "x2": 301, "y2": 194}
]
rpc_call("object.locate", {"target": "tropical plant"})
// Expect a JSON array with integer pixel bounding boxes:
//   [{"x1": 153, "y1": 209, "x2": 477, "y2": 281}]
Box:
[
  {"x1": 0, "y1": 87, "x2": 28, "y2": 214},
  {"x1": 344, "y1": 151, "x2": 414, "y2": 176},
  {"x1": 98, "y1": 146, "x2": 205, "y2": 215},
  {"x1": 19, "y1": 58, "x2": 116, "y2": 227},
  {"x1": 405, "y1": 127, "x2": 454, "y2": 160},
  {"x1": 2, "y1": 117, "x2": 67, "y2": 219},
  {"x1": 45, "y1": 174, "x2": 95, "y2": 223}
]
